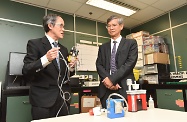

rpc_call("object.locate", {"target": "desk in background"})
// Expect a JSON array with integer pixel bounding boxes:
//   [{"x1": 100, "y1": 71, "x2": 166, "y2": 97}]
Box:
[
  {"x1": 143, "y1": 84, "x2": 187, "y2": 112},
  {"x1": 31, "y1": 108, "x2": 187, "y2": 122},
  {"x1": 2, "y1": 83, "x2": 187, "y2": 122},
  {"x1": 0, "y1": 86, "x2": 98, "y2": 122}
]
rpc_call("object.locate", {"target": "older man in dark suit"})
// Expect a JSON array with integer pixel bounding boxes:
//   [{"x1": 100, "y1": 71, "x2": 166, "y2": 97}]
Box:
[
  {"x1": 22, "y1": 13, "x2": 76, "y2": 120},
  {"x1": 96, "y1": 15, "x2": 138, "y2": 108}
]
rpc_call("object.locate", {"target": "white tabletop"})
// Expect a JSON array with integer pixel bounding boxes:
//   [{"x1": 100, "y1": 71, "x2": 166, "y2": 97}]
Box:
[{"x1": 31, "y1": 108, "x2": 187, "y2": 122}]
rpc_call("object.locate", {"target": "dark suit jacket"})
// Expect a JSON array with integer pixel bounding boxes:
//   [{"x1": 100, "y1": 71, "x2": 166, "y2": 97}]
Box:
[
  {"x1": 22, "y1": 36, "x2": 72, "y2": 108},
  {"x1": 96, "y1": 37, "x2": 138, "y2": 99}
]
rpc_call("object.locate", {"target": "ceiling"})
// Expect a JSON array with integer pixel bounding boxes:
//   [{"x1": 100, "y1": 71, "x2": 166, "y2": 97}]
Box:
[{"x1": 12, "y1": 0, "x2": 187, "y2": 29}]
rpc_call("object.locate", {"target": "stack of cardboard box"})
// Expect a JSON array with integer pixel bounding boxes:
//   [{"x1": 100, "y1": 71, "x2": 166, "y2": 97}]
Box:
[
  {"x1": 127, "y1": 31, "x2": 170, "y2": 84},
  {"x1": 143, "y1": 36, "x2": 170, "y2": 84},
  {"x1": 126, "y1": 31, "x2": 149, "y2": 68}
]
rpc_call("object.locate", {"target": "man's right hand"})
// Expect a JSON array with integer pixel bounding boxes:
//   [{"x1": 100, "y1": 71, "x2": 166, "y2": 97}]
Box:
[
  {"x1": 109, "y1": 84, "x2": 121, "y2": 90},
  {"x1": 46, "y1": 47, "x2": 60, "y2": 62}
]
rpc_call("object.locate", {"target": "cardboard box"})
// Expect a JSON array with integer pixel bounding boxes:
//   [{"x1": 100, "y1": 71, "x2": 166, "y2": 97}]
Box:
[
  {"x1": 135, "y1": 59, "x2": 143, "y2": 68},
  {"x1": 138, "y1": 45, "x2": 143, "y2": 53},
  {"x1": 134, "y1": 36, "x2": 145, "y2": 46},
  {"x1": 126, "y1": 33, "x2": 134, "y2": 39},
  {"x1": 81, "y1": 96, "x2": 97, "y2": 113},
  {"x1": 132, "y1": 31, "x2": 149, "y2": 38},
  {"x1": 96, "y1": 97, "x2": 101, "y2": 107},
  {"x1": 144, "y1": 53, "x2": 170, "y2": 64},
  {"x1": 138, "y1": 52, "x2": 143, "y2": 60}
]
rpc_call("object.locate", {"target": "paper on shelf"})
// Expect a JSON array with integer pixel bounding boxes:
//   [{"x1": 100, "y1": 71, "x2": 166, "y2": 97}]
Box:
[{"x1": 83, "y1": 98, "x2": 95, "y2": 107}]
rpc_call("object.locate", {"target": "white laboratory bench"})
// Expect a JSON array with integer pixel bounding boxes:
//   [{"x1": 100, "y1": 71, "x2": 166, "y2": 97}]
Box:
[{"x1": 31, "y1": 108, "x2": 187, "y2": 122}]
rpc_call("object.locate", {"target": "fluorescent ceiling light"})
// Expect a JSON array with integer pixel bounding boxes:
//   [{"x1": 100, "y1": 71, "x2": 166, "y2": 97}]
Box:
[{"x1": 86, "y1": 0, "x2": 138, "y2": 16}]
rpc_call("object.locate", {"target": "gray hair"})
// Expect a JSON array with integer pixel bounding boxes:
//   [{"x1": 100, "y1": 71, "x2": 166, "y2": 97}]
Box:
[
  {"x1": 107, "y1": 15, "x2": 124, "y2": 25},
  {"x1": 43, "y1": 13, "x2": 60, "y2": 33}
]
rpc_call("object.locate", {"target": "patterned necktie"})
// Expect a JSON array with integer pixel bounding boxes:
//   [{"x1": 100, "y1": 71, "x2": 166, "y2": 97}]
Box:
[
  {"x1": 110, "y1": 41, "x2": 117, "y2": 74},
  {"x1": 53, "y1": 42, "x2": 60, "y2": 70}
]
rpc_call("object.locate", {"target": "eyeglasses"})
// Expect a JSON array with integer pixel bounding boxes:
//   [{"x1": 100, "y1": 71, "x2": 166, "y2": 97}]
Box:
[
  {"x1": 55, "y1": 23, "x2": 65, "y2": 29},
  {"x1": 106, "y1": 24, "x2": 119, "y2": 29}
]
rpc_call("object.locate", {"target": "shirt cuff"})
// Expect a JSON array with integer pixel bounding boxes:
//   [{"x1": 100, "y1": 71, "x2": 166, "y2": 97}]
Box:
[{"x1": 41, "y1": 55, "x2": 51, "y2": 68}]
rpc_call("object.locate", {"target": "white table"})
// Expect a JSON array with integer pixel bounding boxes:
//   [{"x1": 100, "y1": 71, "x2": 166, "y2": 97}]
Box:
[{"x1": 31, "y1": 108, "x2": 187, "y2": 122}]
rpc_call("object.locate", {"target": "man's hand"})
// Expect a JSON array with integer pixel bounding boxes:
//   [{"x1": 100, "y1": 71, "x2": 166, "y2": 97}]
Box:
[
  {"x1": 102, "y1": 77, "x2": 113, "y2": 89},
  {"x1": 102, "y1": 77, "x2": 121, "y2": 90},
  {"x1": 46, "y1": 47, "x2": 60, "y2": 62},
  {"x1": 69, "y1": 57, "x2": 78, "y2": 68},
  {"x1": 109, "y1": 84, "x2": 121, "y2": 90}
]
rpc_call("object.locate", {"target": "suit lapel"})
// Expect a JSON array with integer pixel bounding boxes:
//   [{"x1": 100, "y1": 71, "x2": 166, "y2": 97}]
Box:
[
  {"x1": 106, "y1": 41, "x2": 111, "y2": 69},
  {"x1": 116, "y1": 37, "x2": 125, "y2": 57},
  {"x1": 58, "y1": 44, "x2": 67, "y2": 70},
  {"x1": 42, "y1": 36, "x2": 59, "y2": 71},
  {"x1": 115, "y1": 37, "x2": 126, "y2": 68}
]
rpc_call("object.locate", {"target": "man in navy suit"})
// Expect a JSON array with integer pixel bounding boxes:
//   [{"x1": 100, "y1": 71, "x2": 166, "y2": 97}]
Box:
[
  {"x1": 22, "y1": 13, "x2": 76, "y2": 120},
  {"x1": 96, "y1": 15, "x2": 138, "y2": 108}
]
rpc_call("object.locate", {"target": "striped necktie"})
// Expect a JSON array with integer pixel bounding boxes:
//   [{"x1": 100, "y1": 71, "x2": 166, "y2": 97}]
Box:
[
  {"x1": 110, "y1": 41, "x2": 117, "y2": 74},
  {"x1": 53, "y1": 42, "x2": 60, "y2": 70}
]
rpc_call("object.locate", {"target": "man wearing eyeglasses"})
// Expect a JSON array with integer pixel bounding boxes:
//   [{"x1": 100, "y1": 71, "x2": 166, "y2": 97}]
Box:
[
  {"x1": 96, "y1": 15, "x2": 138, "y2": 108},
  {"x1": 22, "y1": 13, "x2": 76, "y2": 120}
]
